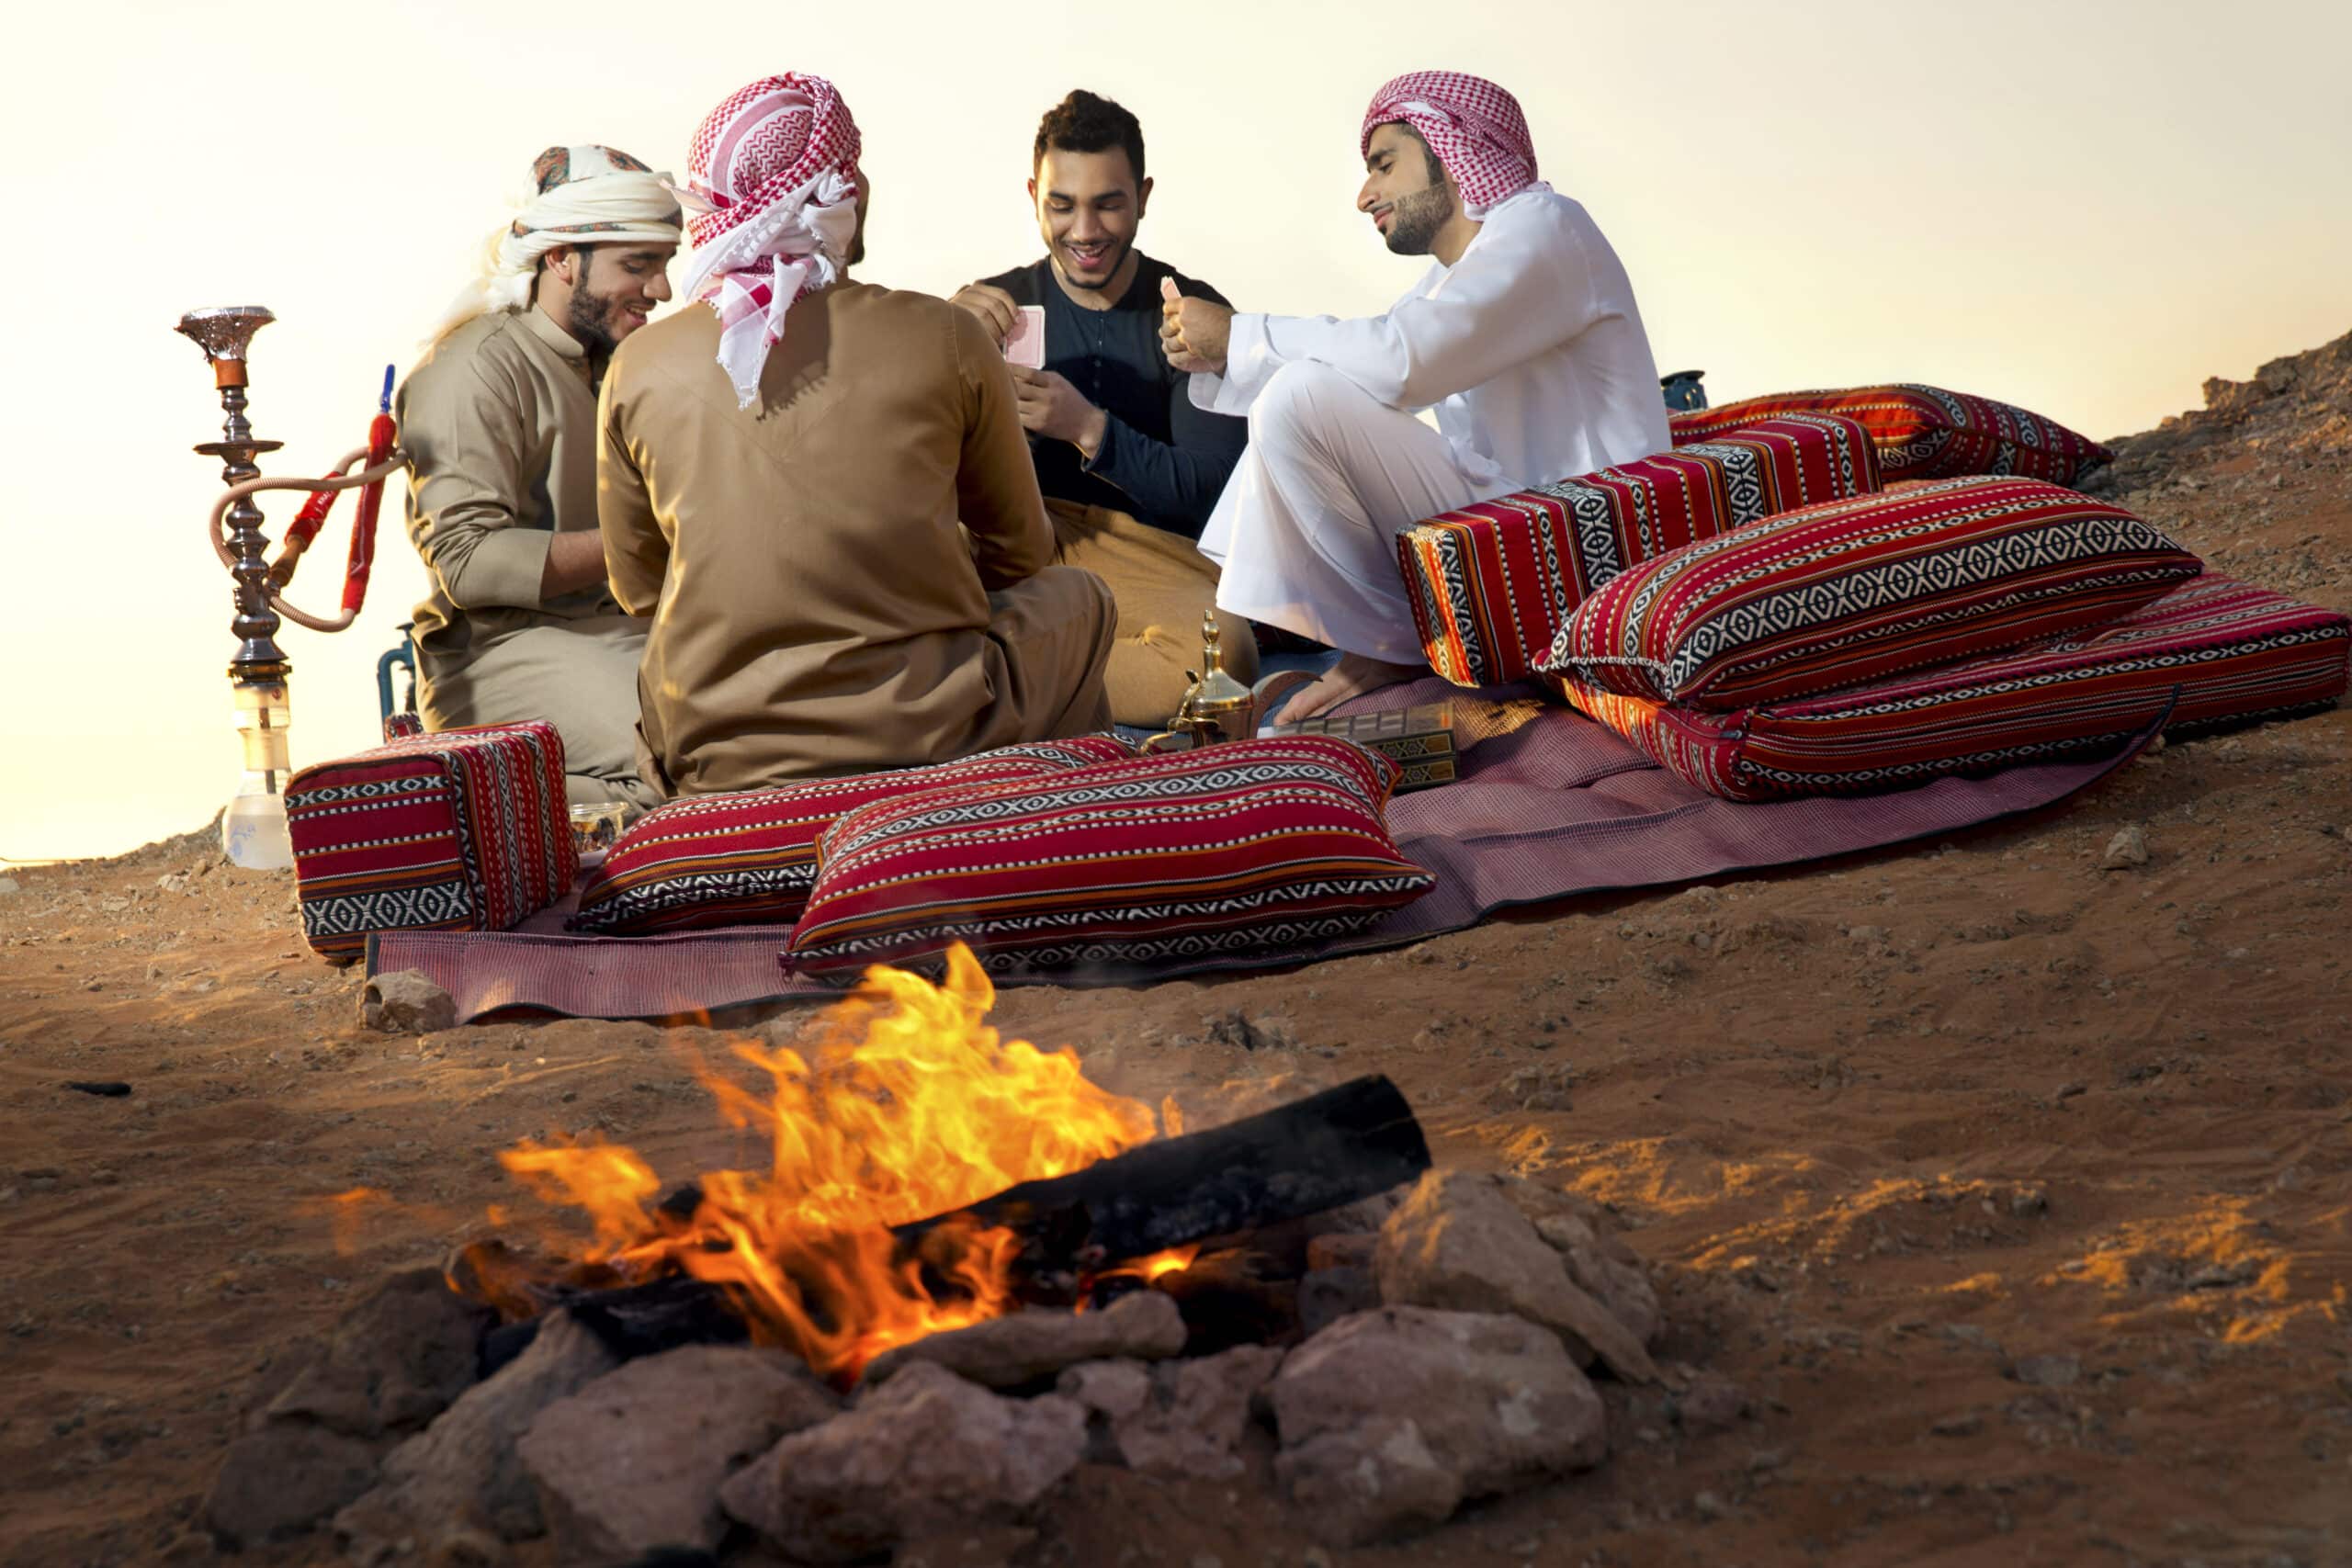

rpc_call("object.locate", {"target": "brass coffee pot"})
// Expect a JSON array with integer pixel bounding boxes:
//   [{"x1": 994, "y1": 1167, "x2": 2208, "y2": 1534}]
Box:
[{"x1": 1142, "y1": 615, "x2": 1316, "y2": 752}]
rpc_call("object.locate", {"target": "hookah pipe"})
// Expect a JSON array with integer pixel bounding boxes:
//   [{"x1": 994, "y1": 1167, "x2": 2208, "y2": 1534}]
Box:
[{"x1": 210, "y1": 366, "x2": 406, "y2": 634}]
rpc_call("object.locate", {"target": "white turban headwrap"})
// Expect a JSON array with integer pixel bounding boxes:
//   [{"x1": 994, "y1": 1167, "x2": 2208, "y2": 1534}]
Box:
[{"x1": 438, "y1": 144, "x2": 683, "y2": 335}]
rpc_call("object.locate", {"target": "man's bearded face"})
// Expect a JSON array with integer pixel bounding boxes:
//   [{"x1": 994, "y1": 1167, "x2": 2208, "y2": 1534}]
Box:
[
  {"x1": 563, "y1": 243, "x2": 677, "y2": 352},
  {"x1": 1358, "y1": 123, "x2": 1455, "y2": 258},
  {"x1": 1033, "y1": 146, "x2": 1148, "y2": 293}
]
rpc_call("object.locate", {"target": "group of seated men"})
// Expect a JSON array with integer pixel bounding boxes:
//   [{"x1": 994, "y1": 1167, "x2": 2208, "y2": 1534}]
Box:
[{"x1": 397, "y1": 70, "x2": 1670, "y2": 808}]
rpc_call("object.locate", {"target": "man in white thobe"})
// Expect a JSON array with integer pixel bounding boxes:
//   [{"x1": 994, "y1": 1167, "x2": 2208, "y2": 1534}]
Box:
[{"x1": 1160, "y1": 70, "x2": 1670, "y2": 716}]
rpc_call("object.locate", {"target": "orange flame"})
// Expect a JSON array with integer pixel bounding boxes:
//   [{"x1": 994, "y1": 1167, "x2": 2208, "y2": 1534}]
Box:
[{"x1": 475, "y1": 944, "x2": 1162, "y2": 1381}]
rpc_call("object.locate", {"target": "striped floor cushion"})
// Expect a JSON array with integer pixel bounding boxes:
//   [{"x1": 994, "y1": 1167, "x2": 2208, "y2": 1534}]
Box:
[
  {"x1": 1549, "y1": 575, "x2": 2349, "y2": 801},
  {"x1": 567, "y1": 737, "x2": 1136, "y2": 935},
  {"x1": 1670, "y1": 384, "x2": 2113, "y2": 489},
  {"x1": 1549, "y1": 476, "x2": 2203, "y2": 711},
  {"x1": 288, "y1": 721, "x2": 574, "y2": 961},
  {"x1": 787, "y1": 736, "x2": 1433, "y2": 979},
  {"x1": 1397, "y1": 412, "x2": 1879, "y2": 688}
]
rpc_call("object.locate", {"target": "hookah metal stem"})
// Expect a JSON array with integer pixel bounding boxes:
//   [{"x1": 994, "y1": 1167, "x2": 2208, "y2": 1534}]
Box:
[{"x1": 218, "y1": 381, "x2": 288, "y2": 679}]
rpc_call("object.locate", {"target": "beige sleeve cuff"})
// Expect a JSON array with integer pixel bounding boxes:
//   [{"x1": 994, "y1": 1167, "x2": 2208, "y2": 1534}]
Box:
[{"x1": 444, "y1": 525, "x2": 553, "y2": 612}]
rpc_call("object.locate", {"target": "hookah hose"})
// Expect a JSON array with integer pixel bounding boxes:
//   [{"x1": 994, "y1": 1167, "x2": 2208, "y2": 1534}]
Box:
[
  {"x1": 238, "y1": 366, "x2": 403, "y2": 634},
  {"x1": 342, "y1": 366, "x2": 398, "y2": 615},
  {"x1": 266, "y1": 366, "x2": 398, "y2": 615},
  {"x1": 211, "y1": 366, "x2": 405, "y2": 637}
]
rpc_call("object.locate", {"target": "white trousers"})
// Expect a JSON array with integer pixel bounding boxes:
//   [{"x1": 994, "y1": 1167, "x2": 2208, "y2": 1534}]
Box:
[{"x1": 1199, "y1": 362, "x2": 1509, "y2": 662}]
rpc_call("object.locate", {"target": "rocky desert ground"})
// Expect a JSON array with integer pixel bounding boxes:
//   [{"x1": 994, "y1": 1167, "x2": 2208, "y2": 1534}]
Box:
[{"x1": 3, "y1": 332, "x2": 2348, "y2": 1567}]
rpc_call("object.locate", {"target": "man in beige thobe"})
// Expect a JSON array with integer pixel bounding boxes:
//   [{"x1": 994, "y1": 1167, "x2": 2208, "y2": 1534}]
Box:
[
  {"x1": 400, "y1": 144, "x2": 681, "y2": 809},
  {"x1": 597, "y1": 74, "x2": 1113, "y2": 796}
]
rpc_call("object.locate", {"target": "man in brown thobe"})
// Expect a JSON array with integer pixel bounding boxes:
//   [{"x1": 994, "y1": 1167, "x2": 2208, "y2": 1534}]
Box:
[
  {"x1": 597, "y1": 74, "x2": 1114, "y2": 796},
  {"x1": 401, "y1": 143, "x2": 681, "y2": 810}
]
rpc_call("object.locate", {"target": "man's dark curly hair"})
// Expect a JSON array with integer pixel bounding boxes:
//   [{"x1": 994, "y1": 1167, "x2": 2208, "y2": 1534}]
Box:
[{"x1": 1033, "y1": 89, "x2": 1146, "y2": 186}]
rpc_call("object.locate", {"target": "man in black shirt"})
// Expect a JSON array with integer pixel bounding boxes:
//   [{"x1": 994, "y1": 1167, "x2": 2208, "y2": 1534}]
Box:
[{"x1": 951, "y1": 89, "x2": 1257, "y2": 725}]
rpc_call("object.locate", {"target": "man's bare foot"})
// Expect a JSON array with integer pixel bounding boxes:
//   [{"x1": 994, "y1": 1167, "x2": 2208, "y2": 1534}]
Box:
[{"x1": 1275, "y1": 653, "x2": 1426, "y2": 722}]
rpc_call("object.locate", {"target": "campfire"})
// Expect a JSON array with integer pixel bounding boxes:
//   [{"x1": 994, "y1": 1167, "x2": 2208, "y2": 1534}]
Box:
[
  {"x1": 458, "y1": 945, "x2": 1180, "y2": 1382},
  {"x1": 206, "y1": 947, "x2": 1684, "y2": 1563},
  {"x1": 450, "y1": 945, "x2": 1430, "y2": 1386}
]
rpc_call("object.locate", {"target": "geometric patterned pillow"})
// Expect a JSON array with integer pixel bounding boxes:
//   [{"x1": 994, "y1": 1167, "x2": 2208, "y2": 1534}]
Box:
[
  {"x1": 786, "y1": 736, "x2": 1433, "y2": 980},
  {"x1": 1669, "y1": 383, "x2": 2114, "y2": 489},
  {"x1": 288, "y1": 719, "x2": 575, "y2": 961},
  {"x1": 1547, "y1": 476, "x2": 2203, "y2": 712},
  {"x1": 1396, "y1": 412, "x2": 1881, "y2": 688},
  {"x1": 1548, "y1": 574, "x2": 2349, "y2": 801},
  {"x1": 565, "y1": 736, "x2": 1136, "y2": 935}
]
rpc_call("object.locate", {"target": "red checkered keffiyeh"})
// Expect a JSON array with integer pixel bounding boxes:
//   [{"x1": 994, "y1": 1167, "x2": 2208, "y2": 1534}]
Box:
[
  {"x1": 1360, "y1": 71, "x2": 1542, "y2": 217},
  {"x1": 676, "y1": 74, "x2": 863, "y2": 409}
]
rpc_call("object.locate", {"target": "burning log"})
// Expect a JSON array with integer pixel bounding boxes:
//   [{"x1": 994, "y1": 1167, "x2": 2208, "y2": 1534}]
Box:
[
  {"x1": 474, "y1": 1074, "x2": 1430, "y2": 1375},
  {"x1": 922, "y1": 1073, "x2": 1430, "y2": 1276}
]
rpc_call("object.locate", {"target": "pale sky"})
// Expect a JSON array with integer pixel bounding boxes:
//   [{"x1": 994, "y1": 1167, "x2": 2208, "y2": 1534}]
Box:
[{"x1": 3, "y1": 0, "x2": 2345, "y2": 862}]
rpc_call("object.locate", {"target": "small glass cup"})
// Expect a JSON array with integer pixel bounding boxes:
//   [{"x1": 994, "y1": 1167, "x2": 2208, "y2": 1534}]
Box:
[{"x1": 568, "y1": 801, "x2": 628, "y2": 870}]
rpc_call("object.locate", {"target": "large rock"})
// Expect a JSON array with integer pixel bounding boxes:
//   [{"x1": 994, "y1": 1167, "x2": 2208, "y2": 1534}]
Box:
[
  {"x1": 1267, "y1": 1306, "x2": 1604, "y2": 1544},
  {"x1": 202, "y1": 1271, "x2": 493, "y2": 1547},
  {"x1": 518, "y1": 1345, "x2": 840, "y2": 1562},
  {"x1": 719, "y1": 1361, "x2": 1086, "y2": 1562},
  {"x1": 362, "y1": 969, "x2": 458, "y2": 1033},
  {"x1": 269, "y1": 1267, "x2": 493, "y2": 1437},
  {"x1": 1376, "y1": 1170, "x2": 1657, "y2": 1382},
  {"x1": 203, "y1": 1422, "x2": 386, "y2": 1549},
  {"x1": 1057, "y1": 1346, "x2": 1285, "y2": 1480},
  {"x1": 861, "y1": 1288, "x2": 1185, "y2": 1390},
  {"x1": 1297, "y1": 1265, "x2": 1381, "y2": 1337},
  {"x1": 1492, "y1": 1176, "x2": 1663, "y2": 1348},
  {"x1": 1057, "y1": 1358, "x2": 1152, "y2": 1462},
  {"x1": 335, "y1": 1310, "x2": 618, "y2": 1556}
]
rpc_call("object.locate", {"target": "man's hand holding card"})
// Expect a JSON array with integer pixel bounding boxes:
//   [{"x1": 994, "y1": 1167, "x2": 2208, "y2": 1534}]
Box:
[{"x1": 1001, "y1": 305, "x2": 1046, "y2": 370}]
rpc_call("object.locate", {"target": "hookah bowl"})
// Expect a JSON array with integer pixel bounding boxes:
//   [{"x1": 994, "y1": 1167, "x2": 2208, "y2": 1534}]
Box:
[{"x1": 178, "y1": 306, "x2": 296, "y2": 869}]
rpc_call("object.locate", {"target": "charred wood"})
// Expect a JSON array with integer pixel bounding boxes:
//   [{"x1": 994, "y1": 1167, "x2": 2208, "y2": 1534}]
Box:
[
  {"x1": 479, "y1": 1273, "x2": 749, "y2": 1380},
  {"x1": 905, "y1": 1074, "x2": 1430, "y2": 1283},
  {"x1": 1148, "y1": 1249, "x2": 1299, "y2": 1353}
]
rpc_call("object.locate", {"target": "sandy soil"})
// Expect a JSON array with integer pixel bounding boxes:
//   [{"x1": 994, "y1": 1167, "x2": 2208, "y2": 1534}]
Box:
[{"x1": 5, "y1": 336, "x2": 2349, "y2": 1567}]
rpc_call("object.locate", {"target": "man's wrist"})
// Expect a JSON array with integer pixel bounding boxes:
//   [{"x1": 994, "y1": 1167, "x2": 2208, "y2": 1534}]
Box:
[{"x1": 1074, "y1": 405, "x2": 1110, "y2": 463}]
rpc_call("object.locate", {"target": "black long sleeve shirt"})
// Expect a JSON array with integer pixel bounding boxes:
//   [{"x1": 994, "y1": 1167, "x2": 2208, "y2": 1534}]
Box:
[{"x1": 978, "y1": 253, "x2": 1248, "y2": 541}]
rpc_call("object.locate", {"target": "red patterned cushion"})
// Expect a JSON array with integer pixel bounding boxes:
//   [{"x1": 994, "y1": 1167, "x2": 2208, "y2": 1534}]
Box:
[
  {"x1": 787, "y1": 737, "x2": 1432, "y2": 979},
  {"x1": 567, "y1": 737, "x2": 1136, "y2": 935},
  {"x1": 1397, "y1": 413, "x2": 1881, "y2": 688},
  {"x1": 1550, "y1": 575, "x2": 2348, "y2": 801},
  {"x1": 1549, "y1": 477, "x2": 2202, "y2": 712},
  {"x1": 1670, "y1": 384, "x2": 2113, "y2": 488},
  {"x1": 288, "y1": 721, "x2": 574, "y2": 961}
]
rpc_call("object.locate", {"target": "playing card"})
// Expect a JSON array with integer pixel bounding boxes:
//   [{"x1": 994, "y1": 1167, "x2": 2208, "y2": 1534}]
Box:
[{"x1": 1002, "y1": 306, "x2": 1046, "y2": 370}]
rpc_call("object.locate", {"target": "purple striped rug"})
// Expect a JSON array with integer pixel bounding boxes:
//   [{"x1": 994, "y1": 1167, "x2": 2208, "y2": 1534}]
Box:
[{"x1": 370, "y1": 680, "x2": 2145, "y2": 1022}]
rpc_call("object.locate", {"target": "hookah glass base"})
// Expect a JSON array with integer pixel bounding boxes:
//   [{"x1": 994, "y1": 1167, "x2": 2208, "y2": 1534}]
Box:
[{"x1": 223, "y1": 680, "x2": 295, "y2": 870}]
